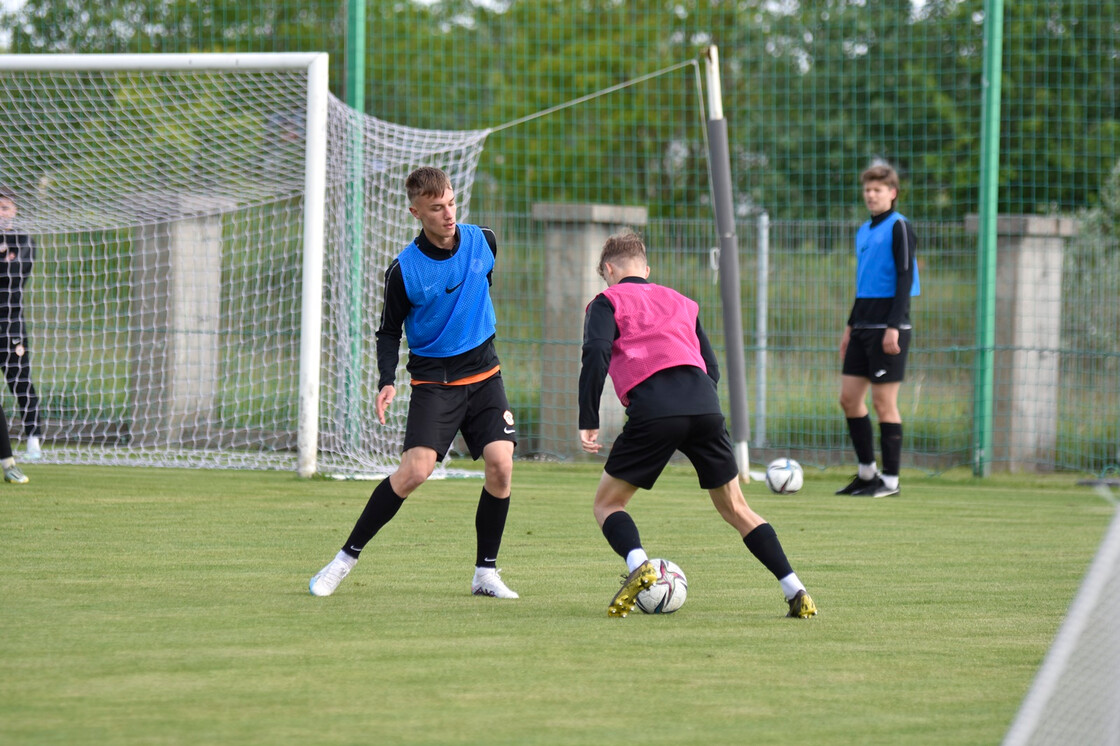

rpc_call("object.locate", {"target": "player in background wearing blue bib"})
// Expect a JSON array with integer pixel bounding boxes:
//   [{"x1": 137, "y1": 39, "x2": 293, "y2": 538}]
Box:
[
  {"x1": 309, "y1": 167, "x2": 519, "y2": 599},
  {"x1": 836, "y1": 163, "x2": 919, "y2": 498}
]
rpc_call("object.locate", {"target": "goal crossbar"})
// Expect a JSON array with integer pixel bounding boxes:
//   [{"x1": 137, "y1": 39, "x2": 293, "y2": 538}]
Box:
[{"x1": 0, "y1": 53, "x2": 326, "y2": 72}]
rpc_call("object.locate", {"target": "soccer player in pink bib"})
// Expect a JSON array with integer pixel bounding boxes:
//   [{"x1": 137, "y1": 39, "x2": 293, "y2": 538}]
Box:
[{"x1": 578, "y1": 230, "x2": 816, "y2": 619}]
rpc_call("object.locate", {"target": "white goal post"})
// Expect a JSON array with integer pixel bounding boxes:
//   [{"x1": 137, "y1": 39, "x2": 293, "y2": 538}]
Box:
[{"x1": 0, "y1": 53, "x2": 489, "y2": 477}]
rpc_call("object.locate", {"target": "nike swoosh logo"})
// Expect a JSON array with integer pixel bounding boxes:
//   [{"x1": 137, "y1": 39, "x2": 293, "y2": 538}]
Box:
[
  {"x1": 504, "y1": 427, "x2": 516, "y2": 434},
  {"x1": 445, "y1": 279, "x2": 464, "y2": 294},
  {"x1": 874, "y1": 369, "x2": 887, "y2": 378}
]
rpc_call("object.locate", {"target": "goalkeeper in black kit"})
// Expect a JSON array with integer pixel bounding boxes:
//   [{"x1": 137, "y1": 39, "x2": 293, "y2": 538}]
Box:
[
  {"x1": 578, "y1": 229, "x2": 816, "y2": 619},
  {"x1": 0, "y1": 186, "x2": 40, "y2": 483}
]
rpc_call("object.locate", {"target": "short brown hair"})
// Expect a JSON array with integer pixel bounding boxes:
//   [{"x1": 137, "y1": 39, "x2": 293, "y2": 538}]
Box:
[
  {"x1": 405, "y1": 167, "x2": 452, "y2": 203},
  {"x1": 0, "y1": 185, "x2": 16, "y2": 203},
  {"x1": 861, "y1": 163, "x2": 901, "y2": 204},
  {"x1": 598, "y1": 230, "x2": 646, "y2": 279}
]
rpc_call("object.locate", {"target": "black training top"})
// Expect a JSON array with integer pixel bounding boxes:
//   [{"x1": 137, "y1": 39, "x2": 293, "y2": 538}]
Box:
[{"x1": 0, "y1": 229, "x2": 34, "y2": 333}]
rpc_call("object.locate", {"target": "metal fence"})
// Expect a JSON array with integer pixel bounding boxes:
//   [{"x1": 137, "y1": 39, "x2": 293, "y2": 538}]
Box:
[{"x1": 2, "y1": 0, "x2": 1117, "y2": 475}]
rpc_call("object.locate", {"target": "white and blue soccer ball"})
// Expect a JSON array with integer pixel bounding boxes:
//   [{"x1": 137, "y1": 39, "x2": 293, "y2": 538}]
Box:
[
  {"x1": 765, "y1": 458, "x2": 804, "y2": 494},
  {"x1": 635, "y1": 558, "x2": 688, "y2": 614}
]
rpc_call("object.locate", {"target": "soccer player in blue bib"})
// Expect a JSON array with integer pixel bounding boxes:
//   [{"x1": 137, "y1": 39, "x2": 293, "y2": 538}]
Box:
[
  {"x1": 836, "y1": 163, "x2": 919, "y2": 498},
  {"x1": 310, "y1": 167, "x2": 518, "y2": 599}
]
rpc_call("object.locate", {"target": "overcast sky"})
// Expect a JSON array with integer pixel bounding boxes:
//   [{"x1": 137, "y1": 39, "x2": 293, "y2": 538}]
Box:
[{"x1": 2, "y1": 0, "x2": 22, "y2": 47}]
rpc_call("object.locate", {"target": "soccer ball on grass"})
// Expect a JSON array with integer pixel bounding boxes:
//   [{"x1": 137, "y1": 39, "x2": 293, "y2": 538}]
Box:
[
  {"x1": 765, "y1": 457, "x2": 804, "y2": 494},
  {"x1": 635, "y1": 558, "x2": 688, "y2": 614}
]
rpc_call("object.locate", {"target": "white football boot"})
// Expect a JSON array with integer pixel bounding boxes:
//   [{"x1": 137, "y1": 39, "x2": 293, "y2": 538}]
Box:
[
  {"x1": 309, "y1": 552, "x2": 357, "y2": 597},
  {"x1": 471, "y1": 567, "x2": 519, "y2": 599}
]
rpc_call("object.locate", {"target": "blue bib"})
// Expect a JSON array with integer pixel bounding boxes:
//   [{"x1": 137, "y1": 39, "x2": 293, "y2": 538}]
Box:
[
  {"x1": 398, "y1": 224, "x2": 496, "y2": 357},
  {"x1": 855, "y1": 212, "x2": 920, "y2": 298}
]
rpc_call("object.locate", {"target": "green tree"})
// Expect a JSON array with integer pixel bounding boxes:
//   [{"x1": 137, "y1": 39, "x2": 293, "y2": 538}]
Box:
[
  {"x1": 1065, "y1": 159, "x2": 1120, "y2": 364},
  {"x1": 2, "y1": 0, "x2": 342, "y2": 55},
  {"x1": 373, "y1": 0, "x2": 719, "y2": 218},
  {"x1": 999, "y1": 0, "x2": 1120, "y2": 213},
  {"x1": 715, "y1": 0, "x2": 986, "y2": 220},
  {"x1": 5, "y1": 0, "x2": 1120, "y2": 221},
  {"x1": 718, "y1": 0, "x2": 1120, "y2": 220}
]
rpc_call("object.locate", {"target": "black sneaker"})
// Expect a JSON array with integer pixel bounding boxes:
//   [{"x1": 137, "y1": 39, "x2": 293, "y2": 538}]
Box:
[
  {"x1": 851, "y1": 479, "x2": 900, "y2": 498},
  {"x1": 835, "y1": 474, "x2": 879, "y2": 495}
]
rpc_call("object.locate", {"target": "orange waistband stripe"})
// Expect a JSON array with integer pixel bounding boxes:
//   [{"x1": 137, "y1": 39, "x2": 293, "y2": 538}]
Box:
[{"x1": 410, "y1": 365, "x2": 500, "y2": 387}]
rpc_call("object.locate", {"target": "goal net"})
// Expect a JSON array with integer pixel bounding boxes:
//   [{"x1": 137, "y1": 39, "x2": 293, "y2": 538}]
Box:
[
  {"x1": 0, "y1": 53, "x2": 489, "y2": 476},
  {"x1": 1002, "y1": 495, "x2": 1120, "y2": 746}
]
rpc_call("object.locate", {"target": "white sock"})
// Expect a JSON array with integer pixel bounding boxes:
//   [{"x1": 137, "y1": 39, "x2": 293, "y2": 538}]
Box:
[
  {"x1": 881, "y1": 474, "x2": 899, "y2": 490},
  {"x1": 858, "y1": 462, "x2": 878, "y2": 481},
  {"x1": 335, "y1": 550, "x2": 358, "y2": 568},
  {"x1": 28, "y1": 435, "x2": 41, "y2": 450},
  {"x1": 626, "y1": 548, "x2": 649, "y2": 573},
  {"x1": 779, "y1": 572, "x2": 806, "y2": 601},
  {"x1": 1, "y1": 457, "x2": 14, "y2": 469}
]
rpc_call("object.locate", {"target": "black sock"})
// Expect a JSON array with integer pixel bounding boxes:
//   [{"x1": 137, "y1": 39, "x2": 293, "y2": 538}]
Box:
[
  {"x1": 475, "y1": 488, "x2": 510, "y2": 568},
  {"x1": 846, "y1": 415, "x2": 876, "y2": 466},
  {"x1": 601, "y1": 511, "x2": 643, "y2": 560},
  {"x1": 0, "y1": 405, "x2": 11, "y2": 460},
  {"x1": 880, "y1": 421, "x2": 903, "y2": 476},
  {"x1": 743, "y1": 523, "x2": 794, "y2": 580},
  {"x1": 342, "y1": 479, "x2": 406, "y2": 558}
]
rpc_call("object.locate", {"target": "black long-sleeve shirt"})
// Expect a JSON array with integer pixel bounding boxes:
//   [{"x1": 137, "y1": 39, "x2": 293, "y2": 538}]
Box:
[
  {"x1": 579, "y1": 276, "x2": 722, "y2": 430},
  {"x1": 846, "y1": 209, "x2": 917, "y2": 330},
  {"x1": 375, "y1": 225, "x2": 498, "y2": 388},
  {"x1": 0, "y1": 229, "x2": 34, "y2": 336}
]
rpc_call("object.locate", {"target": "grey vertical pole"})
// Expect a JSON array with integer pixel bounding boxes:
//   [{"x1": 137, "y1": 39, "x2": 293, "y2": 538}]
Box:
[
  {"x1": 754, "y1": 211, "x2": 769, "y2": 449},
  {"x1": 704, "y1": 46, "x2": 751, "y2": 480}
]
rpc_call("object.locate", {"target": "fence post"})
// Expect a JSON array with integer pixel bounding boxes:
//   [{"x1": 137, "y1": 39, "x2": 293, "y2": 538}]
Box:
[
  {"x1": 531, "y1": 202, "x2": 648, "y2": 459},
  {"x1": 132, "y1": 193, "x2": 228, "y2": 447},
  {"x1": 967, "y1": 214, "x2": 1075, "y2": 471}
]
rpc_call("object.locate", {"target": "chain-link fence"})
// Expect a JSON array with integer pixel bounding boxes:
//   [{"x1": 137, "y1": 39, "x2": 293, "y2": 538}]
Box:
[{"x1": 2, "y1": 0, "x2": 1117, "y2": 475}]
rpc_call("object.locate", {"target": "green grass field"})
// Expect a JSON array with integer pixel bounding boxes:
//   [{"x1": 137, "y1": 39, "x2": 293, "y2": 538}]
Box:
[{"x1": 1, "y1": 462, "x2": 1112, "y2": 745}]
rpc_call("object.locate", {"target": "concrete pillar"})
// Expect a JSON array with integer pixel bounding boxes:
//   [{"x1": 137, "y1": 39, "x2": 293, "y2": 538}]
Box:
[
  {"x1": 968, "y1": 214, "x2": 1075, "y2": 471},
  {"x1": 131, "y1": 194, "x2": 227, "y2": 447},
  {"x1": 531, "y1": 203, "x2": 648, "y2": 459}
]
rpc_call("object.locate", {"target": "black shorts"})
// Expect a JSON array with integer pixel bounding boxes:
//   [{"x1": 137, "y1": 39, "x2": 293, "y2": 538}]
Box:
[
  {"x1": 402, "y1": 373, "x2": 516, "y2": 460},
  {"x1": 842, "y1": 327, "x2": 911, "y2": 383},
  {"x1": 604, "y1": 413, "x2": 739, "y2": 491}
]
